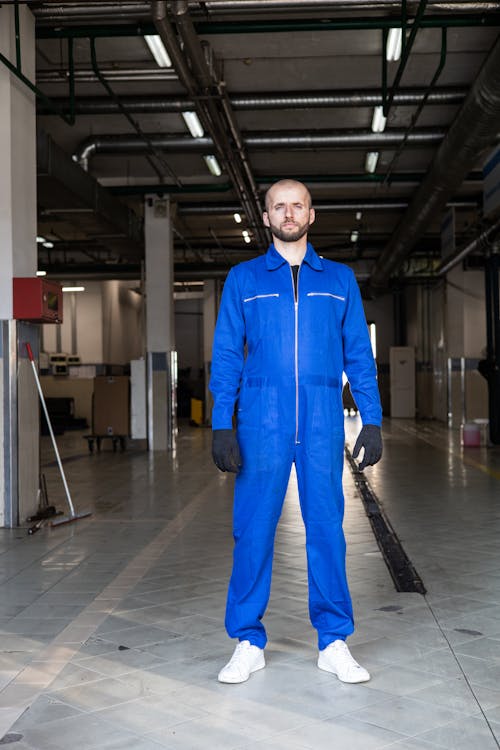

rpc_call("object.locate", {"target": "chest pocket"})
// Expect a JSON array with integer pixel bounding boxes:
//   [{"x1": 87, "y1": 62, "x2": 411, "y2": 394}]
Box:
[
  {"x1": 243, "y1": 293, "x2": 280, "y2": 303},
  {"x1": 306, "y1": 292, "x2": 345, "y2": 301}
]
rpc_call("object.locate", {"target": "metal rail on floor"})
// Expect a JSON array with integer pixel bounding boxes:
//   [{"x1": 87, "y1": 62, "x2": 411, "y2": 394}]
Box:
[{"x1": 345, "y1": 446, "x2": 426, "y2": 595}]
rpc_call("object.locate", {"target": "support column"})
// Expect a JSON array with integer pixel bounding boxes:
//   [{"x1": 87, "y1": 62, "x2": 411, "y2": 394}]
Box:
[
  {"x1": 0, "y1": 6, "x2": 38, "y2": 526},
  {"x1": 144, "y1": 195, "x2": 177, "y2": 450},
  {"x1": 203, "y1": 279, "x2": 217, "y2": 425},
  {"x1": 481, "y1": 253, "x2": 500, "y2": 444}
]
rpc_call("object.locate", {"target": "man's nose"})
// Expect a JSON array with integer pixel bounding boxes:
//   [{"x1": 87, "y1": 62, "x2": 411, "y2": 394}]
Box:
[{"x1": 284, "y1": 204, "x2": 294, "y2": 219}]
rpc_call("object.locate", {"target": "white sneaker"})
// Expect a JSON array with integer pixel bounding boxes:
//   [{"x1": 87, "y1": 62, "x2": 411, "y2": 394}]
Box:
[
  {"x1": 317, "y1": 640, "x2": 370, "y2": 683},
  {"x1": 218, "y1": 640, "x2": 265, "y2": 684}
]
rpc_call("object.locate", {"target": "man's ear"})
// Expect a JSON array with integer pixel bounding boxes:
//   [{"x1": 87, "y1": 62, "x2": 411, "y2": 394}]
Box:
[
  {"x1": 309, "y1": 208, "x2": 316, "y2": 226},
  {"x1": 263, "y1": 211, "x2": 270, "y2": 227}
]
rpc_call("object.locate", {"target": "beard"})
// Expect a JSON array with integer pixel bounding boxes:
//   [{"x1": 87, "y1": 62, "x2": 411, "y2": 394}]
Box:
[{"x1": 268, "y1": 219, "x2": 310, "y2": 243}]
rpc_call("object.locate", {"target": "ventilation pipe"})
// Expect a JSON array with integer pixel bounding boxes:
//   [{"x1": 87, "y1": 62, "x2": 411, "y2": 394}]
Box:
[
  {"x1": 37, "y1": 87, "x2": 467, "y2": 115},
  {"x1": 367, "y1": 36, "x2": 500, "y2": 295},
  {"x1": 73, "y1": 128, "x2": 449, "y2": 165}
]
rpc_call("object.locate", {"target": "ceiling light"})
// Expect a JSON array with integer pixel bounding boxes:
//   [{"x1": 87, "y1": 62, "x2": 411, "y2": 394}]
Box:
[
  {"x1": 182, "y1": 111, "x2": 204, "y2": 139},
  {"x1": 242, "y1": 230, "x2": 249, "y2": 237},
  {"x1": 43, "y1": 241, "x2": 54, "y2": 248},
  {"x1": 371, "y1": 105, "x2": 387, "y2": 133},
  {"x1": 144, "y1": 35, "x2": 172, "y2": 68},
  {"x1": 36, "y1": 235, "x2": 46, "y2": 243},
  {"x1": 204, "y1": 155, "x2": 222, "y2": 177},
  {"x1": 350, "y1": 230, "x2": 359, "y2": 243},
  {"x1": 356, "y1": 211, "x2": 362, "y2": 221},
  {"x1": 365, "y1": 151, "x2": 379, "y2": 174},
  {"x1": 386, "y1": 28, "x2": 402, "y2": 62},
  {"x1": 243, "y1": 235, "x2": 251, "y2": 244},
  {"x1": 233, "y1": 212, "x2": 242, "y2": 224},
  {"x1": 62, "y1": 286, "x2": 85, "y2": 293},
  {"x1": 36, "y1": 270, "x2": 47, "y2": 276}
]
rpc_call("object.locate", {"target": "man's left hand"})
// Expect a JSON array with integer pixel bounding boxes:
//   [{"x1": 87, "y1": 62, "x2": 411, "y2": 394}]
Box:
[{"x1": 352, "y1": 424, "x2": 382, "y2": 470}]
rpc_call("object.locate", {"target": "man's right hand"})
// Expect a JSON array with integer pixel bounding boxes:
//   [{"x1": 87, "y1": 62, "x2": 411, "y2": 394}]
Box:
[{"x1": 212, "y1": 429, "x2": 242, "y2": 473}]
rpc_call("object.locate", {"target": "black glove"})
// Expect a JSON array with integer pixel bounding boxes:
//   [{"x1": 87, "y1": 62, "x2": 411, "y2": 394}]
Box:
[
  {"x1": 212, "y1": 429, "x2": 242, "y2": 473},
  {"x1": 352, "y1": 424, "x2": 382, "y2": 471}
]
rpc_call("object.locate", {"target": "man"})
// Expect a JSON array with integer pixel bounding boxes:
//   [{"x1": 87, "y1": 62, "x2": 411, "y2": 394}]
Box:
[{"x1": 210, "y1": 179, "x2": 382, "y2": 684}]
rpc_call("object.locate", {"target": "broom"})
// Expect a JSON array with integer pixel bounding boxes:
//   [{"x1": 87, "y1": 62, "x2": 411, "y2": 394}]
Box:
[{"x1": 25, "y1": 343, "x2": 91, "y2": 526}]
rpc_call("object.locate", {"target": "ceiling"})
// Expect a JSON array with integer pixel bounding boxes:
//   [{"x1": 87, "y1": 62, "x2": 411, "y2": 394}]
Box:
[{"x1": 22, "y1": 1, "x2": 500, "y2": 291}]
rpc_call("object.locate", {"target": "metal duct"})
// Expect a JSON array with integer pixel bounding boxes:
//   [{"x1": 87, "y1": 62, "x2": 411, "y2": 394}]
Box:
[
  {"x1": 367, "y1": 36, "x2": 500, "y2": 294},
  {"x1": 36, "y1": 87, "x2": 467, "y2": 115},
  {"x1": 74, "y1": 128, "x2": 448, "y2": 165},
  {"x1": 177, "y1": 198, "x2": 478, "y2": 215},
  {"x1": 32, "y1": 0, "x2": 500, "y2": 19},
  {"x1": 200, "y1": 0, "x2": 500, "y2": 8},
  {"x1": 152, "y1": 0, "x2": 268, "y2": 248},
  {"x1": 436, "y1": 217, "x2": 500, "y2": 275},
  {"x1": 37, "y1": 68, "x2": 178, "y2": 83}
]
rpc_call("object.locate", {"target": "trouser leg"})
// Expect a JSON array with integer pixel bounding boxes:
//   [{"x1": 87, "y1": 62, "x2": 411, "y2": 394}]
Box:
[
  {"x1": 294, "y1": 437, "x2": 354, "y2": 650},
  {"x1": 225, "y1": 432, "x2": 294, "y2": 649}
]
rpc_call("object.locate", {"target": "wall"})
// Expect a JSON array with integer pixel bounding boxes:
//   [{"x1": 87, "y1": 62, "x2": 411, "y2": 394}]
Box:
[
  {"x1": 446, "y1": 266, "x2": 487, "y2": 425},
  {"x1": 175, "y1": 295, "x2": 204, "y2": 375},
  {"x1": 102, "y1": 280, "x2": 144, "y2": 364},
  {"x1": 43, "y1": 280, "x2": 144, "y2": 364}
]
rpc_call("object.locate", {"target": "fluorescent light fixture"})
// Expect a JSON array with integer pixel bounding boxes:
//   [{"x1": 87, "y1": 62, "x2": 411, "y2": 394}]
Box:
[
  {"x1": 144, "y1": 35, "x2": 172, "y2": 68},
  {"x1": 36, "y1": 270, "x2": 47, "y2": 277},
  {"x1": 356, "y1": 211, "x2": 362, "y2": 221},
  {"x1": 386, "y1": 27, "x2": 402, "y2": 62},
  {"x1": 203, "y1": 154, "x2": 222, "y2": 177},
  {"x1": 182, "y1": 111, "x2": 204, "y2": 138},
  {"x1": 243, "y1": 235, "x2": 251, "y2": 244},
  {"x1": 371, "y1": 105, "x2": 387, "y2": 133},
  {"x1": 233, "y1": 212, "x2": 242, "y2": 224},
  {"x1": 365, "y1": 151, "x2": 379, "y2": 173},
  {"x1": 62, "y1": 286, "x2": 85, "y2": 293},
  {"x1": 43, "y1": 241, "x2": 54, "y2": 248},
  {"x1": 350, "y1": 230, "x2": 359, "y2": 243},
  {"x1": 36, "y1": 235, "x2": 46, "y2": 243}
]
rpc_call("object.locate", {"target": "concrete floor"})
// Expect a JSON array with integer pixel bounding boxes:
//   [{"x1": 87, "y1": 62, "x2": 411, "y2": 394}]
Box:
[{"x1": 0, "y1": 417, "x2": 499, "y2": 749}]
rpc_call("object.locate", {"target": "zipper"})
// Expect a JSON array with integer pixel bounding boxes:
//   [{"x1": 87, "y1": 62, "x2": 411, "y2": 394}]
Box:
[
  {"x1": 307, "y1": 292, "x2": 345, "y2": 301},
  {"x1": 243, "y1": 293, "x2": 280, "y2": 302},
  {"x1": 290, "y1": 266, "x2": 301, "y2": 445}
]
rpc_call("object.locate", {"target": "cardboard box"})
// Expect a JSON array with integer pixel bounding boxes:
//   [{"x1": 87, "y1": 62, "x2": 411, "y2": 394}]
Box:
[{"x1": 93, "y1": 376, "x2": 130, "y2": 436}]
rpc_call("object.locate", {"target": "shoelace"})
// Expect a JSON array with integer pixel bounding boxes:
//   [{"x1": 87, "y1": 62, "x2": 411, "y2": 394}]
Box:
[
  {"x1": 228, "y1": 640, "x2": 252, "y2": 666},
  {"x1": 330, "y1": 641, "x2": 361, "y2": 669}
]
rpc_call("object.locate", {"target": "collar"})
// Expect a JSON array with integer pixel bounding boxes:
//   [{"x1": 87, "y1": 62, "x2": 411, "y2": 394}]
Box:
[{"x1": 265, "y1": 242, "x2": 324, "y2": 271}]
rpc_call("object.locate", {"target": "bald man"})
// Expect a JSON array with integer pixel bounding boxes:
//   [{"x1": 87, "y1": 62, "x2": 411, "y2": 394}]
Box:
[{"x1": 210, "y1": 179, "x2": 382, "y2": 684}]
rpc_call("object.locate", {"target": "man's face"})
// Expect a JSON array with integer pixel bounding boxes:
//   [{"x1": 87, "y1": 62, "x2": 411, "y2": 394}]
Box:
[{"x1": 263, "y1": 183, "x2": 315, "y2": 243}]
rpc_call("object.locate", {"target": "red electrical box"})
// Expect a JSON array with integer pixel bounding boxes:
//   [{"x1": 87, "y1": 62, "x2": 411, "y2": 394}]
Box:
[{"x1": 13, "y1": 278, "x2": 63, "y2": 323}]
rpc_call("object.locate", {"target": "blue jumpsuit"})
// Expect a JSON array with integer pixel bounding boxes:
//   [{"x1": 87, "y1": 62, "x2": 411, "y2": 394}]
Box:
[{"x1": 210, "y1": 243, "x2": 382, "y2": 650}]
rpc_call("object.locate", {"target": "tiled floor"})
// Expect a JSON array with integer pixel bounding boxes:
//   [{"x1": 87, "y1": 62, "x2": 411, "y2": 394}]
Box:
[{"x1": 0, "y1": 417, "x2": 499, "y2": 748}]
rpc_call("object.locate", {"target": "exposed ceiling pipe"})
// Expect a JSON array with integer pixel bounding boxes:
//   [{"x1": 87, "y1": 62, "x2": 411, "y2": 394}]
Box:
[
  {"x1": 367, "y1": 36, "x2": 500, "y2": 295},
  {"x1": 37, "y1": 68, "x2": 178, "y2": 83},
  {"x1": 33, "y1": 3, "x2": 151, "y2": 18},
  {"x1": 177, "y1": 198, "x2": 478, "y2": 215},
  {"x1": 36, "y1": 87, "x2": 467, "y2": 115},
  {"x1": 168, "y1": 0, "x2": 268, "y2": 247},
  {"x1": 151, "y1": 0, "x2": 268, "y2": 248},
  {"x1": 32, "y1": 0, "x2": 500, "y2": 21},
  {"x1": 436, "y1": 217, "x2": 500, "y2": 276},
  {"x1": 198, "y1": 0, "x2": 500, "y2": 8},
  {"x1": 74, "y1": 128, "x2": 449, "y2": 165}
]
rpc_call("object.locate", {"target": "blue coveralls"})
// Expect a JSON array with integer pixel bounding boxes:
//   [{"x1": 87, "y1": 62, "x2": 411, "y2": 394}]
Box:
[{"x1": 210, "y1": 243, "x2": 382, "y2": 650}]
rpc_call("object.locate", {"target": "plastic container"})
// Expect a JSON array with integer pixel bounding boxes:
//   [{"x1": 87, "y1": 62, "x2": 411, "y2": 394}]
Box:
[{"x1": 461, "y1": 422, "x2": 481, "y2": 447}]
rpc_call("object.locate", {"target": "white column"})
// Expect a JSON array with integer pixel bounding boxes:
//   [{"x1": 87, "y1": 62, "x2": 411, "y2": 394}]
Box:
[
  {"x1": 0, "y1": 5, "x2": 38, "y2": 526},
  {"x1": 144, "y1": 195, "x2": 177, "y2": 450},
  {"x1": 203, "y1": 279, "x2": 217, "y2": 425}
]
